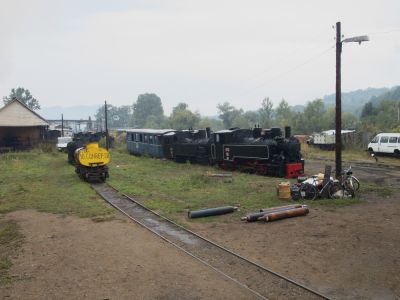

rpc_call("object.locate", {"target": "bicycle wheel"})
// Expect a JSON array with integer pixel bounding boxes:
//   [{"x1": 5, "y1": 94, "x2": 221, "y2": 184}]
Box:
[
  {"x1": 352, "y1": 176, "x2": 360, "y2": 191},
  {"x1": 300, "y1": 183, "x2": 318, "y2": 200},
  {"x1": 328, "y1": 181, "x2": 342, "y2": 199},
  {"x1": 344, "y1": 180, "x2": 355, "y2": 198}
]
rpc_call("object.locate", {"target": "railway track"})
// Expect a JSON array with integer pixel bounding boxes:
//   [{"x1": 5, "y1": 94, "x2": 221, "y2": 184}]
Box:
[{"x1": 91, "y1": 183, "x2": 329, "y2": 300}]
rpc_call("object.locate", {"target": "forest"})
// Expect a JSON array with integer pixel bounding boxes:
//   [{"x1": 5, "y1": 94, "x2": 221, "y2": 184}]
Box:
[{"x1": 94, "y1": 86, "x2": 400, "y2": 142}]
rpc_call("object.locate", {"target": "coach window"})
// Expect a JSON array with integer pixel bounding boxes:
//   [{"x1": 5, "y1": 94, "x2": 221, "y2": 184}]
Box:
[
  {"x1": 380, "y1": 136, "x2": 389, "y2": 143},
  {"x1": 131, "y1": 134, "x2": 135, "y2": 141},
  {"x1": 216, "y1": 134, "x2": 220, "y2": 142},
  {"x1": 389, "y1": 137, "x2": 397, "y2": 143},
  {"x1": 149, "y1": 135, "x2": 154, "y2": 144},
  {"x1": 144, "y1": 135, "x2": 148, "y2": 143},
  {"x1": 154, "y1": 136, "x2": 159, "y2": 144}
]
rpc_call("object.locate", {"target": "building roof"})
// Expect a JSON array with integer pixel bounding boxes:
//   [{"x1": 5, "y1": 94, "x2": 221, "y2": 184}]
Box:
[{"x1": 0, "y1": 99, "x2": 48, "y2": 127}]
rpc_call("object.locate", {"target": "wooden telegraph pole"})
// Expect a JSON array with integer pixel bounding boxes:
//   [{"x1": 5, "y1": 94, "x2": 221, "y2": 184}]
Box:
[
  {"x1": 61, "y1": 113, "x2": 64, "y2": 137},
  {"x1": 335, "y1": 22, "x2": 369, "y2": 178},
  {"x1": 104, "y1": 100, "x2": 109, "y2": 150},
  {"x1": 335, "y1": 22, "x2": 342, "y2": 178}
]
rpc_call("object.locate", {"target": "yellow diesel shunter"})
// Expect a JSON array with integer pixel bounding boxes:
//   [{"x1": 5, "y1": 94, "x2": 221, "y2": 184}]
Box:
[{"x1": 74, "y1": 142, "x2": 110, "y2": 182}]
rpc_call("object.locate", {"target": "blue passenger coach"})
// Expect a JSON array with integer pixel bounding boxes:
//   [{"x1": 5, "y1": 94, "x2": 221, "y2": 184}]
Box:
[{"x1": 126, "y1": 129, "x2": 176, "y2": 158}]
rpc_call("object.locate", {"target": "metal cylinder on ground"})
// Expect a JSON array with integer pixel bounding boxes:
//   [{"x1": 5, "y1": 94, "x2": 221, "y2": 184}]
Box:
[
  {"x1": 241, "y1": 204, "x2": 305, "y2": 222},
  {"x1": 260, "y1": 204, "x2": 303, "y2": 213},
  {"x1": 188, "y1": 206, "x2": 238, "y2": 219},
  {"x1": 258, "y1": 207, "x2": 309, "y2": 222}
]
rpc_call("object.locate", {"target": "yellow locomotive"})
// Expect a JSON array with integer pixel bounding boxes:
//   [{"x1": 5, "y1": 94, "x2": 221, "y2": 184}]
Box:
[{"x1": 74, "y1": 140, "x2": 110, "y2": 182}]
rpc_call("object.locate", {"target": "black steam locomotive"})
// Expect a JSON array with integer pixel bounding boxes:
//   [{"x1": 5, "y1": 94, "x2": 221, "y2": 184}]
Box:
[{"x1": 125, "y1": 126, "x2": 304, "y2": 178}]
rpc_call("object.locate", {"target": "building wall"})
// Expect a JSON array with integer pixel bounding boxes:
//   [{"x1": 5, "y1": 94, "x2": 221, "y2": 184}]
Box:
[{"x1": 0, "y1": 126, "x2": 46, "y2": 149}]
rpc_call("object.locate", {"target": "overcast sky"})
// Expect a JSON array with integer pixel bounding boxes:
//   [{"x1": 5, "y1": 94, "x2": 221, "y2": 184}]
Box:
[{"x1": 1, "y1": 0, "x2": 399, "y2": 115}]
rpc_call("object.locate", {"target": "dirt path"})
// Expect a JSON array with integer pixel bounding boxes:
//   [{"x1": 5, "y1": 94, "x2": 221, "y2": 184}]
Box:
[
  {"x1": 187, "y1": 160, "x2": 400, "y2": 300},
  {"x1": 0, "y1": 210, "x2": 255, "y2": 300}
]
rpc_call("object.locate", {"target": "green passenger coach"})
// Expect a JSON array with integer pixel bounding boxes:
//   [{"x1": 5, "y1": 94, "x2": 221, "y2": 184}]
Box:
[{"x1": 126, "y1": 129, "x2": 176, "y2": 158}]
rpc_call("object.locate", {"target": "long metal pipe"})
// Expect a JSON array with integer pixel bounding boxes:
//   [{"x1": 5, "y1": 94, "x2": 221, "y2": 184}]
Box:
[
  {"x1": 260, "y1": 204, "x2": 303, "y2": 213},
  {"x1": 188, "y1": 206, "x2": 239, "y2": 218},
  {"x1": 258, "y1": 207, "x2": 309, "y2": 222},
  {"x1": 241, "y1": 205, "x2": 305, "y2": 222}
]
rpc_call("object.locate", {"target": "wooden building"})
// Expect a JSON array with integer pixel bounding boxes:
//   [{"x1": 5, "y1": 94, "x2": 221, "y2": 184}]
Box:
[{"x1": 0, "y1": 99, "x2": 49, "y2": 150}]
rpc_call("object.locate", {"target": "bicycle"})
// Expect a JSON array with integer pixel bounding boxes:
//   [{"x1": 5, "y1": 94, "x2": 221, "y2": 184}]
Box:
[
  {"x1": 299, "y1": 175, "x2": 338, "y2": 200},
  {"x1": 328, "y1": 166, "x2": 359, "y2": 198}
]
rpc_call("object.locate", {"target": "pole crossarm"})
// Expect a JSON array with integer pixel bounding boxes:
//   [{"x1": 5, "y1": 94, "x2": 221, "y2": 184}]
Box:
[{"x1": 342, "y1": 35, "x2": 369, "y2": 44}]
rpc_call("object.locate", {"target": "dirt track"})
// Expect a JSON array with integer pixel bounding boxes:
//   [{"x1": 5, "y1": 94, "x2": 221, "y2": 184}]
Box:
[
  {"x1": 0, "y1": 210, "x2": 254, "y2": 300},
  {"x1": 188, "y1": 160, "x2": 400, "y2": 299}
]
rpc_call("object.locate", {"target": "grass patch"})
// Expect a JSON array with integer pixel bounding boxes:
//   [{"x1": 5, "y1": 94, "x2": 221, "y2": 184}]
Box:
[
  {"x1": 0, "y1": 150, "x2": 114, "y2": 218},
  {"x1": 108, "y1": 149, "x2": 363, "y2": 223},
  {"x1": 0, "y1": 220, "x2": 23, "y2": 285},
  {"x1": 360, "y1": 182, "x2": 394, "y2": 197},
  {"x1": 301, "y1": 143, "x2": 400, "y2": 167}
]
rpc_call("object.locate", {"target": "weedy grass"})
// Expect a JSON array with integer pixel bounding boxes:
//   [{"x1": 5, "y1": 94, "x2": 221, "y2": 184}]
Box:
[
  {"x1": 301, "y1": 143, "x2": 400, "y2": 167},
  {"x1": 0, "y1": 220, "x2": 23, "y2": 285},
  {"x1": 0, "y1": 150, "x2": 113, "y2": 218},
  {"x1": 108, "y1": 149, "x2": 364, "y2": 222}
]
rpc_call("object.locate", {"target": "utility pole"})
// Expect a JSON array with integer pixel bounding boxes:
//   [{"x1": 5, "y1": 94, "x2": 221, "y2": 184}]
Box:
[
  {"x1": 335, "y1": 22, "x2": 342, "y2": 178},
  {"x1": 335, "y1": 22, "x2": 369, "y2": 178},
  {"x1": 61, "y1": 113, "x2": 64, "y2": 137},
  {"x1": 104, "y1": 100, "x2": 109, "y2": 150}
]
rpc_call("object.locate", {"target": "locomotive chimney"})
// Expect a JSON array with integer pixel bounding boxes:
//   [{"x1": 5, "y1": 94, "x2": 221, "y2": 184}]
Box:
[
  {"x1": 271, "y1": 127, "x2": 281, "y2": 138},
  {"x1": 206, "y1": 127, "x2": 211, "y2": 138},
  {"x1": 285, "y1": 126, "x2": 291, "y2": 139},
  {"x1": 253, "y1": 127, "x2": 262, "y2": 138}
]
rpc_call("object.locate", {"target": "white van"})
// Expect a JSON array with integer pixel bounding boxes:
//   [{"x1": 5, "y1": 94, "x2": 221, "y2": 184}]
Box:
[
  {"x1": 56, "y1": 136, "x2": 72, "y2": 151},
  {"x1": 367, "y1": 133, "x2": 400, "y2": 156}
]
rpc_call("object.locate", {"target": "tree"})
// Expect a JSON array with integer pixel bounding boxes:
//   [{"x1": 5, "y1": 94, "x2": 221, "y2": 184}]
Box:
[
  {"x1": 274, "y1": 99, "x2": 293, "y2": 127},
  {"x1": 217, "y1": 102, "x2": 243, "y2": 129},
  {"x1": 133, "y1": 93, "x2": 164, "y2": 128},
  {"x1": 361, "y1": 101, "x2": 375, "y2": 118},
  {"x1": 95, "y1": 104, "x2": 133, "y2": 129},
  {"x1": 295, "y1": 99, "x2": 326, "y2": 134},
  {"x1": 259, "y1": 97, "x2": 274, "y2": 128},
  {"x1": 168, "y1": 102, "x2": 200, "y2": 130},
  {"x1": 3, "y1": 87, "x2": 40, "y2": 110},
  {"x1": 198, "y1": 117, "x2": 224, "y2": 131},
  {"x1": 243, "y1": 110, "x2": 260, "y2": 127}
]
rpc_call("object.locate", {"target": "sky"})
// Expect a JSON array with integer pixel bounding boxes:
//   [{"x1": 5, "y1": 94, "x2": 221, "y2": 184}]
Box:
[{"x1": 0, "y1": 0, "x2": 399, "y2": 116}]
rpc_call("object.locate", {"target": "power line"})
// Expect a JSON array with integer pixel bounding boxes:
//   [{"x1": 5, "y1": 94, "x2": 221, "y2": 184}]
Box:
[
  {"x1": 240, "y1": 27, "x2": 334, "y2": 84},
  {"x1": 366, "y1": 28, "x2": 400, "y2": 36},
  {"x1": 239, "y1": 44, "x2": 335, "y2": 96}
]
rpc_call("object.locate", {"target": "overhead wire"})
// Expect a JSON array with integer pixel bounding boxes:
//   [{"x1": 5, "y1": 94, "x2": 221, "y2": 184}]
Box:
[
  {"x1": 237, "y1": 43, "x2": 335, "y2": 97},
  {"x1": 229, "y1": 26, "x2": 398, "y2": 102},
  {"x1": 241, "y1": 27, "x2": 335, "y2": 84}
]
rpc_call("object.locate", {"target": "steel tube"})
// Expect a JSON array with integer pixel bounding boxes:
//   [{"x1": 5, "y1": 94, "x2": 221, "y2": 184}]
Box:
[
  {"x1": 260, "y1": 204, "x2": 303, "y2": 213},
  {"x1": 242, "y1": 205, "x2": 305, "y2": 222},
  {"x1": 188, "y1": 206, "x2": 238, "y2": 218},
  {"x1": 258, "y1": 207, "x2": 309, "y2": 222}
]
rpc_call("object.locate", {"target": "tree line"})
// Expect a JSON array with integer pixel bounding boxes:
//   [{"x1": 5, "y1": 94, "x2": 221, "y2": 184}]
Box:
[
  {"x1": 3, "y1": 87, "x2": 399, "y2": 136},
  {"x1": 94, "y1": 93, "x2": 361, "y2": 135}
]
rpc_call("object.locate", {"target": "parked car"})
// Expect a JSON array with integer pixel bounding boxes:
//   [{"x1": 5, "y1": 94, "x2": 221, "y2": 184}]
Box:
[
  {"x1": 367, "y1": 133, "x2": 400, "y2": 156},
  {"x1": 57, "y1": 136, "x2": 73, "y2": 151}
]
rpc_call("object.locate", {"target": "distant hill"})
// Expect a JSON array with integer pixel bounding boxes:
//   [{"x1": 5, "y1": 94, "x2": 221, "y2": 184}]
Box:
[
  {"x1": 39, "y1": 105, "x2": 101, "y2": 120},
  {"x1": 323, "y1": 87, "x2": 389, "y2": 116},
  {"x1": 370, "y1": 86, "x2": 400, "y2": 106}
]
